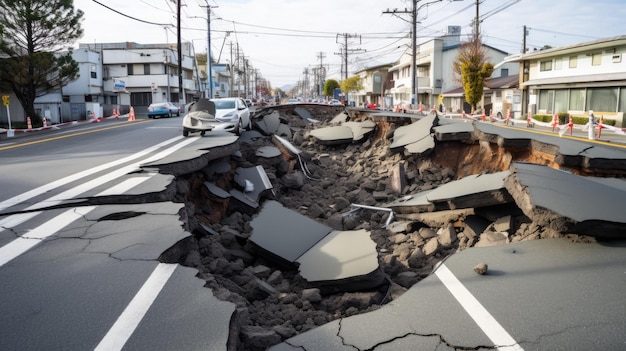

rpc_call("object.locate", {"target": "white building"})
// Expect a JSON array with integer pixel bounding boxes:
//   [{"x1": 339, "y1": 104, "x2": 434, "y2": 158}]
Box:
[
  {"x1": 81, "y1": 41, "x2": 201, "y2": 115},
  {"x1": 514, "y1": 35, "x2": 626, "y2": 127},
  {"x1": 390, "y1": 26, "x2": 518, "y2": 112}
]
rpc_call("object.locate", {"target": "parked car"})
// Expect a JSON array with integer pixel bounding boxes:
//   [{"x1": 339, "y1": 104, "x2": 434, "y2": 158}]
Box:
[
  {"x1": 182, "y1": 97, "x2": 251, "y2": 137},
  {"x1": 147, "y1": 102, "x2": 180, "y2": 118},
  {"x1": 328, "y1": 99, "x2": 343, "y2": 106},
  {"x1": 286, "y1": 98, "x2": 299, "y2": 104},
  {"x1": 244, "y1": 98, "x2": 253, "y2": 107}
]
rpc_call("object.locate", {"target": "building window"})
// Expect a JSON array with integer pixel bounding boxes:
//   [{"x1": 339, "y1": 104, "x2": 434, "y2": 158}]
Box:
[
  {"x1": 538, "y1": 90, "x2": 554, "y2": 113},
  {"x1": 144, "y1": 63, "x2": 150, "y2": 75},
  {"x1": 554, "y1": 58, "x2": 562, "y2": 70},
  {"x1": 540, "y1": 60, "x2": 552, "y2": 71},
  {"x1": 501, "y1": 68, "x2": 509, "y2": 77},
  {"x1": 130, "y1": 92, "x2": 151, "y2": 106},
  {"x1": 569, "y1": 56, "x2": 577, "y2": 68},
  {"x1": 592, "y1": 53, "x2": 602, "y2": 66},
  {"x1": 90, "y1": 64, "x2": 97, "y2": 79},
  {"x1": 127, "y1": 64, "x2": 134, "y2": 75},
  {"x1": 569, "y1": 88, "x2": 585, "y2": 110},
  {"x1": 587, "y1": 87, "x2": 617, "y2": 112}
]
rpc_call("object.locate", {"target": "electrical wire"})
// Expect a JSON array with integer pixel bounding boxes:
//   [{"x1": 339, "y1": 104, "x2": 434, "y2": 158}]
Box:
[{"x1": 90, "y1": 0, "x2": 172, "y2": 26}]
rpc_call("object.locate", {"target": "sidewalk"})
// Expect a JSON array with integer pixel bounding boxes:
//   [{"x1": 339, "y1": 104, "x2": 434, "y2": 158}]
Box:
[{"x1": 0, "y1": 113, "x2": 135, "y2": 140}]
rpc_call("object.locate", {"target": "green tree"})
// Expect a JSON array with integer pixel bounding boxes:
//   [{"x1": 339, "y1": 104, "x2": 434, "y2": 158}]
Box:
[
  {"x1": 323, "y1": 79, "x2": 340, "y2": 97},
  {"x1": 452, "y1": 37, "x2": 494, "y2": 112},
  {"x1": 0, "y1": 0, "x2": 83, "y2": 123},
  {"x1": 340, "y1": 76, "x2": 362, "y2": 94}
]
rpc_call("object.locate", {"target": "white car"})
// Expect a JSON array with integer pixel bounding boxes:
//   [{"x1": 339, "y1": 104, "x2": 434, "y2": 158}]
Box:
[
  {"x1": 182, "y1": 97, "x2": 251, "y2": 137},
  {"x1": 328, "y1": 99, "x2": 343, "y2": 106}
]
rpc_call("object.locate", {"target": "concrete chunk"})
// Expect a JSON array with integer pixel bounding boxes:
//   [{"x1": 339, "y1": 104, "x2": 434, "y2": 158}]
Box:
[
  {"x1": 426, "y1": 171, "x2": 513, "y2": 210},
  {"x1": 505, "y1": 162, "x2": 626, "y2": 239}
]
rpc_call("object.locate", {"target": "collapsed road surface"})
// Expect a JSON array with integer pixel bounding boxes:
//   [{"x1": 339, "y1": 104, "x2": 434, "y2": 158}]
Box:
[{"x1": 0, "y1": 106, "x2": 625, "y2": 351}]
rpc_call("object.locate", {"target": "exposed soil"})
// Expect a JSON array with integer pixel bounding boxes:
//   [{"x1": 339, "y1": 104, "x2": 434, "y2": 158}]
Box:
[{"x1": 162, "y1": 107, "x2": 592, "y2": 351}]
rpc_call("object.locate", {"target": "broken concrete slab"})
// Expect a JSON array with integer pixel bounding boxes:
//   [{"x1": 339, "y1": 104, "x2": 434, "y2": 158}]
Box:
[
  {"x1": 204, "y1": 181, "x2": 231, "y2": 199},
  {"x1": 474, "y1": 123, "x2": 626, "y2": 171},
  {"x1": 505, "y1": 162, "x2": 626, "y2": 239},
  {"x1": 389, "y1": 114, "x2": 438, "y2": 154},
  {"x1": 230, "y1": 165, "x2": 273, "y2": 209},
  {"x1": 142, "y1": 134, "x2": 239, "y2": 176},
  {"x1": 250, "y1": 201, "x2": 383, "y2": 292},
  {"x1": 250, "y1": 200, "x2": 333, "y2": 263},
  {"x1": 255, "y1": 111, "x2": 282, "y2": 135},
  {"x1": 433, "y1": 120, "x2": 475, "y2": 141},
  {"x1": 295, "y1": 229, "x2": 380, "y2": 283},
  {"x1": 384, "y1": 190, "x2": 435, "y2": 214},
  {"x1": 329, "y1": 111, "x2": 349, "y2": 124},
  {"x1": 309, "y1": 125, "x2": 354, "y2": 145},
  {"x1": 294, "y1": 107, "x2": 315, "y2": 123},
  {"x1": 65, "y1": 202, "x2": 189, "y2": 261},
  {"x1": 256, "y1": 146, "x2": 282, "y2": 159},
  {"x1": 426, "y1": 171, "x2": 513, "y2": 210},
  {"x1": 343, "y1": 120, "x2": 376, "y2": 142}
]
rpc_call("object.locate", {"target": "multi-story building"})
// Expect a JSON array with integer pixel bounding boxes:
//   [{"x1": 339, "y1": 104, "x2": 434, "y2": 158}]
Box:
[
  {"x1": 513, "y1": 35, "x2": 626, "y2": 127},
  {"x1": 390, "y1": 26, "x2": 518, "y2": 112},
  {"x1": 353, "y1": 63, "x2": 394, "y2": 109}
]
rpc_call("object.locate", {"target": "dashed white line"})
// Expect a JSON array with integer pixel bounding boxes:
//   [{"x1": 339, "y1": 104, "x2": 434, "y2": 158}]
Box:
[
  {"x1": 435, "y1": 263, "x2": 524, "y2": 351},
  {"x1": 94, "y1": 263, "x2": 177, "y2": 351}
]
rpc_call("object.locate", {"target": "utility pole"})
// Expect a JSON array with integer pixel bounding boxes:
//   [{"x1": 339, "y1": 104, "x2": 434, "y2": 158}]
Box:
[
  {"x1": 201, "y1": 1, "x2": 217, "y2": 99},
  {"x1": 317, "y1": 51, "x2": 326, "y2": 97},
  {"x1": 334, "y1": 33, "x2": 363, "y2": 81},
  {"x1": 474, "y1": 0, "x2": 480, "y2": 41},
  {"x1": 177, "y1": 0, "x2": 184, "y2": 108},
  {"x1": 383, "y1": 4, "x2": 417, "y2": 108}
]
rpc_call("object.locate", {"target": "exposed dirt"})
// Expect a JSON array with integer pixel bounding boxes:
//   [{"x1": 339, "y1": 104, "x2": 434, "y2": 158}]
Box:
[{"x1": 162, "y1": 108, "x2": 593, "y2": 351}]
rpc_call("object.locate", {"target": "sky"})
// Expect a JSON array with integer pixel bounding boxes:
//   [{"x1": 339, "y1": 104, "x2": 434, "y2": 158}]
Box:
[{"x1": 73, "y1": 0, "x2": 626, "y2": 89}]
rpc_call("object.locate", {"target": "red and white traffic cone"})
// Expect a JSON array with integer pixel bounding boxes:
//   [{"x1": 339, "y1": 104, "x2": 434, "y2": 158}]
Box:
[
  {"x1": 597, "y1": 115, "x2": 604, "y2": 138},
  {"x1": 27, "y1": 116, "x2": 32, "y2": 129}
]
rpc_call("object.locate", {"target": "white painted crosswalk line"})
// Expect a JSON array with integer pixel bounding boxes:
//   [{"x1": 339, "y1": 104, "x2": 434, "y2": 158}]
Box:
[
  {"x1": 94, "y1": 263, "x2": 178, "y2": 351},
  {"x1": 435, "y1": 263, "x2": 524, "y2": 351}
]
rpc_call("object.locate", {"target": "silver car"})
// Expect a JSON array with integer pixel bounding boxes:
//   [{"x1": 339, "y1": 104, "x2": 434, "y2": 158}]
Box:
[{"x1": 182, "y1": 98, "x2": 251, "y2": 137}]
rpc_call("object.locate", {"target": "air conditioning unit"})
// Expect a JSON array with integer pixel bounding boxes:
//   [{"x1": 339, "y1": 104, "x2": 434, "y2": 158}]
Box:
[{"x1": 434, "y1": 79, "x2": 442, "y2": 88}]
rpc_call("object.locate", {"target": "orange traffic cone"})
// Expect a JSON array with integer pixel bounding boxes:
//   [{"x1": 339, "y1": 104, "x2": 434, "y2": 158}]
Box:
[
  {"x1": 128, "y1": 107, "x2": 135, "y2": 121},
  {"x1": 550, "y1": 113, "x2": 559, "y2": 132},
  {"x1": 27, "y1": 116, "x2": 32, "y2": 129},
  {"x1": 526, "y1": 112, "x2": 532, "y2": 128},
  {"x1": 567, "y1": 114, "x2": 574, "y2": 135},
  {"x1": 43, "y1": 117, "x2": 47, "y2": 128},
  {"x1": 597, "y1": 115, "x2": 604, "y2": 138}
]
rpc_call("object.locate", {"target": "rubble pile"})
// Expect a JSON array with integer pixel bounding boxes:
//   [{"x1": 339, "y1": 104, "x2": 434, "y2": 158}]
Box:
[{"x1": 166, "y1": 107, "x2": 604, "y2": 351}]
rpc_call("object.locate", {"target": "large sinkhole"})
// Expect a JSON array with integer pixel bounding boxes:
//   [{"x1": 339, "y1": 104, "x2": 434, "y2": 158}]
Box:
[{"x1": 159, "y1": 107, "x2": 601, "y2": 351}]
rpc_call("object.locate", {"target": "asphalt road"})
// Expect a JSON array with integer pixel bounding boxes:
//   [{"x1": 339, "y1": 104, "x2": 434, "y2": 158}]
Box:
[{"x1": 0, "y1": 112, "x2": 625, "y2": 350}]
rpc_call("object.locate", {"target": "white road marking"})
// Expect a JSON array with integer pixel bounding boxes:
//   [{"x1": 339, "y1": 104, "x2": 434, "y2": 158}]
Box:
[
  {"x1": 0, "y1": 136, "x2": 183, "y2": 212},
  {"x1": 0, "y1": 137, "x2": 195, "y2": 234},
  {"x1": 435, "y1": 264, "x2": 524, "y2": 351},
  {"x1": 94, "y1": 263, "x2": 177, "y2": 351},
  {"x1": 0, "y1": 206, "x2": 96, "y2": 267},
  {"x1": 0, "y1": 172, "x2": 157, "y2": 267}
]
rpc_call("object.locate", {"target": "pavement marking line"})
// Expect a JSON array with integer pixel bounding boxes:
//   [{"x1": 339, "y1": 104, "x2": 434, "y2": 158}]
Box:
[
  {"x1": 0, "y1": 120, "x2": 151, "y2": 151},
  {"x1": 0, "y1": 173, "x2": 156, "y2": 267},
  {"x1": 0, "y1": 135, "x2": 184, "y2": 212},
  {"x1": 93, "y1": 176, "x2": 152, "y2": 196},
  {"x1": 94, "y1": 263, "x2": 177, "y2": 351},
  {"x1": 0, "y1": 136, "x2": 195, "y2": 235},
  {"x1": 435, "y1": 264, "x2": 524, "y2": 351},
  {"x1": 0, "y1": 206, "x2": 96, "y2": 267},
  {"x1": 26, "y1": 136, "x2": 198, "y2": 211}
]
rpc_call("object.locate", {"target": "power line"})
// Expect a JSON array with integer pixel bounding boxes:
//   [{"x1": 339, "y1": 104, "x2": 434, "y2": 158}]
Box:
[{"x1": 90, "y1": 0, "x2": 173, "y2": 26}]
